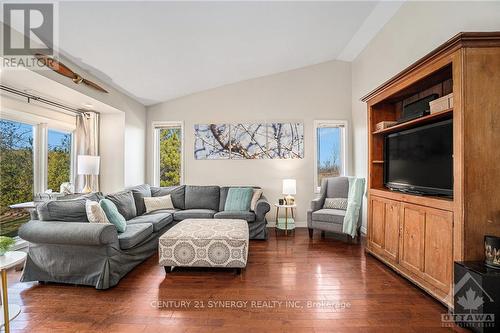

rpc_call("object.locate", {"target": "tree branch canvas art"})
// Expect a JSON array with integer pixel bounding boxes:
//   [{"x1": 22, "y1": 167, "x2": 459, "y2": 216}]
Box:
[
  {"x1": 194, "y1": 123, "x2": 304, "y2": 160},
  {"x1": 194, "y1": 124, "x2": 231, "y2": 160}
]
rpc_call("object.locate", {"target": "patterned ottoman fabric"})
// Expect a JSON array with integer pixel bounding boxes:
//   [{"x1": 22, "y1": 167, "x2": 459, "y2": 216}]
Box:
[{"x1": 159, "y1": 219, "x2": 249, "y2": 268}]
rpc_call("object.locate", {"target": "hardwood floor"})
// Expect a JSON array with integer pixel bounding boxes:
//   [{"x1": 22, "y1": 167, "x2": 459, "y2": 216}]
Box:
[{"x1": 5, "y1": 228, "x2": 467, "y2": 333}]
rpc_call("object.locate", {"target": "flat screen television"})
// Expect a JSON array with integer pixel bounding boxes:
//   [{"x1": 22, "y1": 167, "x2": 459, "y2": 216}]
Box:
[{"x1": 384, "y1": 119, "x2": 453, "y2": 197}]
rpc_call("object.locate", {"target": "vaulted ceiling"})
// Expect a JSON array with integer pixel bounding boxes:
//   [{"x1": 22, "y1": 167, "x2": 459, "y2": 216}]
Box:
[{"x1": 50, "y1": 1, "x2": 400, "y2": 105}]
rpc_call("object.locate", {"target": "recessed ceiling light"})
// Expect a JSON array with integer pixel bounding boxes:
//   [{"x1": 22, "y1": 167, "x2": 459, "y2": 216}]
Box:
[{"x1": 82, "y1": 102, "x2": 93, "y2": 108}]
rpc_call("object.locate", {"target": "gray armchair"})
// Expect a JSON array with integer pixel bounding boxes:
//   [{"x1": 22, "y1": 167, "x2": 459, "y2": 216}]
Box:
[{"x1": 307, "y1": 177, "x2": 362, "y2": 241}]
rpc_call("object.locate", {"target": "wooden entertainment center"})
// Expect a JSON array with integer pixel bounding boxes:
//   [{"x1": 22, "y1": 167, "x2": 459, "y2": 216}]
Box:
[{"x1": 362, "y1": 32, "x2": 500, "y2": 306}]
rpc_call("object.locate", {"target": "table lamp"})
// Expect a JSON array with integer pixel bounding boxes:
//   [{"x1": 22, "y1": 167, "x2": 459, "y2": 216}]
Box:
[
  {"x1": 78, "y1": 155, "x2": 100, "y2": 193},
  {"x1": 282, "y1": 179, "x2": 296, "y2": 205}
]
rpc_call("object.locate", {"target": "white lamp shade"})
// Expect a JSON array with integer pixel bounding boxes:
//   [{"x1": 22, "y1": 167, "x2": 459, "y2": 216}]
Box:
[
  {"x1": 78, "y1": 155, "x2": 100, "y2": 175},
  {"x1": 282, "y1": 179, "x2": 296, "y2": 195}
]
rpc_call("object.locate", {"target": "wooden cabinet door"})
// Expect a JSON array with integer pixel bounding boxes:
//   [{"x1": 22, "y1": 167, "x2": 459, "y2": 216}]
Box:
[
  {"x1": 423, "y1": 208, "x2": 453, "y2": 293},
  {"x1": 369, "y1": 196, "x2": 385, "y2": 254},
  {"x1": 399, "y1": 203, "x2": 426, "y2": 277},
  {"x1": 383, "y1": 201, "x2": 400, "y2": 262}
]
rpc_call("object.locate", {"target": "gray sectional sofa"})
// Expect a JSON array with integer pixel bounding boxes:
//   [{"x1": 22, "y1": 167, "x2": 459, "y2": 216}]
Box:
[{"x1": 19, "y1": 185, "x2": 270, "y2": 289}]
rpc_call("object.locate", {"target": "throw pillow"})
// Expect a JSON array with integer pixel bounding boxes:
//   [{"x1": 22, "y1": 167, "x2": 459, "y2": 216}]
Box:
[
  {"x1": 224, "y1": 187, "x2": 253, "y2": 211},
  {"x1": 85, "y1": 200, "x2": 110, "y2": 224},
  {"x1": 105, "y1": 190, "x2": 137, "y2": 220},
  {"x1": 100, "y1": 199, "x2": 127, "y2": 232},
  {"x1": 323, "y1": 198, "x2": 348, "y2": 210},
  {"x1": 250, "y1": 189, "x2": 263, "y2": 211},
  {"x1": 144, "y1": 195, "x2": 174, "y2": 213}
]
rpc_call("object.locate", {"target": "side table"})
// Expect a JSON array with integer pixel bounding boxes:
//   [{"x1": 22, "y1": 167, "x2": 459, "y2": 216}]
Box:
[
  {"x1": 1, "y1": 251, "x2": 27, "y2": 333},
  {"x1": 274, "y1": 204, "x2": 296, "y2": 236}
]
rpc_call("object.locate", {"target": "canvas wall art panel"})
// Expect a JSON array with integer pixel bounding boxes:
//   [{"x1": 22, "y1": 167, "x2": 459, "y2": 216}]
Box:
[
  {"x1": 267, "y1": 123, "x2": 304, "y2": 159},
  {"x1": 194, "y1": 124, "x2": 231, "y2": 159},
  {"x1": 230, "y1": 123, "x2": 268, "y2": 159}
]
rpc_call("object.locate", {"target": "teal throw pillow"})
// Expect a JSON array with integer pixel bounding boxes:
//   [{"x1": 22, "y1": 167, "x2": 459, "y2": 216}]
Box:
[
  {"x1": 100, "y1": 199, "x2": 127, "y2": 233},
  {"x1": 224, "y1": 187, "x2": 254, "y2": 212}
]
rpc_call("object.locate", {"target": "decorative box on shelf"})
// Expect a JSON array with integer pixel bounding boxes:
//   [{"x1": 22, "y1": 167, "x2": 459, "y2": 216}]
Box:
[
  {"x1": 430, "y1": 93, "x2": 453, "y2": 114},
  {"x1": 375, "y1": 121, "x2": 397, "y2": 132}
]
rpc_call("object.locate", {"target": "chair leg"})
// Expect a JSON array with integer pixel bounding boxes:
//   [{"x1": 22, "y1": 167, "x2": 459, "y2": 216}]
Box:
[
  {"x1": 321, "y1": 231, "x2": 325, "y2": 239},
  {"x1": 308, "y1": 228, "x2": 313, "y2": 239},
  {"x1": 164, "y1": 266, "x2": 171, "y2": 275}
]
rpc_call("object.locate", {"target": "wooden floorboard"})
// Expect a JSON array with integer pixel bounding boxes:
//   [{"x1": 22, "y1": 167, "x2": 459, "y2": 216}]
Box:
[{"x1": 5, "y1": 228, "x2": 468, "y2": 332}]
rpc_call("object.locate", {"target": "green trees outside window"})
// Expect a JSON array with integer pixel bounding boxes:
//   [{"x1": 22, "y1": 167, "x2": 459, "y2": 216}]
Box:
[
  {"x1": 159, "y1": 127, "x2": 181, "y2": 187},
  {"x1": 0, "y1": 119, "x2": 34, "y2": 237},
  {"x1": 47, "y1": 129, "x2": 72, "y2": 192}
]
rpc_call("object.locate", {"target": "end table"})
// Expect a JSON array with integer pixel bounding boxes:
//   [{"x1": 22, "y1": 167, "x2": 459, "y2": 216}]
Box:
[
  {"x1": 1, "y1": 251, "x2": 27, "y2": 333},
  {"x1": 274, "y1": 203, "x2": 296, "y2": 236}
]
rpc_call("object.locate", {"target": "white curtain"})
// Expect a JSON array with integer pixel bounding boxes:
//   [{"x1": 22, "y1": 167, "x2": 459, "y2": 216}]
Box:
[{"x1": 74, "y1": 112, "x2": 100, "y2": 192}]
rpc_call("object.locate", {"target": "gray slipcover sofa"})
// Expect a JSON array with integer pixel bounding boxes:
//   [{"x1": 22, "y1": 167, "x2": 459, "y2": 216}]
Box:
[{"x1": 19, "y1": 185, "x2": 270, "y2": 289}]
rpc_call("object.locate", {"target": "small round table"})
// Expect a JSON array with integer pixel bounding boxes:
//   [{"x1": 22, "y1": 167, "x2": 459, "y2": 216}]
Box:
[
  {"x1": 274, "y1": 204, "x2": 297, "y2": 236},
  {"x1": 1, "y1": 251, "x2": 27, "y2": 333}
]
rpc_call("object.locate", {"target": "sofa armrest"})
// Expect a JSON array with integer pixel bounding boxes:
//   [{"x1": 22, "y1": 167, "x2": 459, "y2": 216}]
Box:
[
  {"x1": 255, "y1": 196, "x2": 271, "y2": 221},
  {"x1": 310, "y1": 197, "x2": 324, "y2": 212},
  {"x1": 19, "y1": 220, "x2": 118, "y2": 246}
]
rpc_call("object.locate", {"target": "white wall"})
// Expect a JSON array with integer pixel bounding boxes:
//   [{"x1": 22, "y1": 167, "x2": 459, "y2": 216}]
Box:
[
  {"x1": 351, "y1": 1, "x2": 500, "y2": 231},
  {"x1": 147, "y1": 60, "x2": 352, "y2": 224}
]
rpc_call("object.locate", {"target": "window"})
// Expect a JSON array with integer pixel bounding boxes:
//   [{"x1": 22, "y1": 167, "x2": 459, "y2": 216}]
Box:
[
  {"x1": 314, "y1": 120, "x2": 347, "y2": 192},
  {"x1": 0, "y1": 119, "x2": 34, "y2": 237},
  {"x1": 153, "y1": 122, "x2": 183, "y2": 187},
  {"x1": 0, "y1": 108, "x2": 75, "y2": 237},
  {"x1": 47, "y1": 129, "x2": 72, "y2": 192}
]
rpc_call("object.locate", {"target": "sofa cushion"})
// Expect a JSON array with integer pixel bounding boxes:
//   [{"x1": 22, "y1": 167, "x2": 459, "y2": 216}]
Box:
[
  {"x1": 173, "y1": 209, "x2": 216, "y2": 221},
  {"x1": 100, "y1": 199, "x2": 127, "y2": 233},
  {"x1": 127, "y1": 211, "x2": 173, "y2": 232},
  {"x1": 185, "y1": 185, "x2": 220, "y2": 210},
  {"x1": 312, "y1": 209, "x2": 346, "y2": 224},
  {"x1": 105, "y1": 190, "x2": 137, "y2": 220},
  {"x1": 224, "y1": 187, "x2": 253, "y2": 211},
  {"x1": 127, "y1": 184, "x2": 151, "y2": 216},
  {"x1": 37, "y1": 199, "x2": 89, "y2": 222},
  {"x1": 151, "y1": 185, "x2": 185, "y2": 209},
  {"x1": 118, "y1": 223, "x2": 153, "y2": 249},
  {"x1": 148, "y1": 208, "x2": 179, "y2": 215},
  {"x1": 214, "y1": 211, "x2": 256, "y2": 222},
  {"x1": 325, "y1": 177, "x2": 349, "y2": 199}
]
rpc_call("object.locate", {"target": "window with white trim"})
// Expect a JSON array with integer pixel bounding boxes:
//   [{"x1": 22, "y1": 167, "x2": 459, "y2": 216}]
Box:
[
  {"x1": 314, "y1": 120, "x2": 347, "y2": 192},
  {"x1": 0, "y1": 112, "x2": 75, "y2": 237},
  {"x1": 153, "y1": 122, "x2": 183, "y2": 187}
]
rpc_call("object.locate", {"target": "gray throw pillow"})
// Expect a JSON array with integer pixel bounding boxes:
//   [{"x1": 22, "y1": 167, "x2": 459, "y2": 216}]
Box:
[
  {"x1": 37, "y1": 199, "x2": 89, "y2": 222},
  {"x1": 105, "y1": 190, "x2": 137, "y2": 220},
  {"x1": 127, "y1": 184, "x2": 151, "y2": 216},
  {"x1": 323, "y1": 198, "x2": 348, "y2": 210}
]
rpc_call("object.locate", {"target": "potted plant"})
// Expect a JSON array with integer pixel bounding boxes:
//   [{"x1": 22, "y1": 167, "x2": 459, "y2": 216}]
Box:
[{"x1": 0, "y1": 236, "x2": 15, "y2": 256}]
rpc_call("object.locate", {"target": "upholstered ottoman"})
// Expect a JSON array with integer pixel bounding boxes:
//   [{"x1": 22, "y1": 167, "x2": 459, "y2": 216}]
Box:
[{"x1": 159, "y1": 219, "x2": 249, "y2": 274}]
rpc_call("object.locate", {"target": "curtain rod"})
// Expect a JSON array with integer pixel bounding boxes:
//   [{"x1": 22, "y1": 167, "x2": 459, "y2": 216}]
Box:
[{"x1": 0, "y1": 84, "x2": 96, "y2": 115}]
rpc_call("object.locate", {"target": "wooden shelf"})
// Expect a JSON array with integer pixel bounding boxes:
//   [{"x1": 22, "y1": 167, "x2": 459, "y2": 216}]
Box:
[{"x1": 372, "y1": 108, "x2": 453, "y2": 135}]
